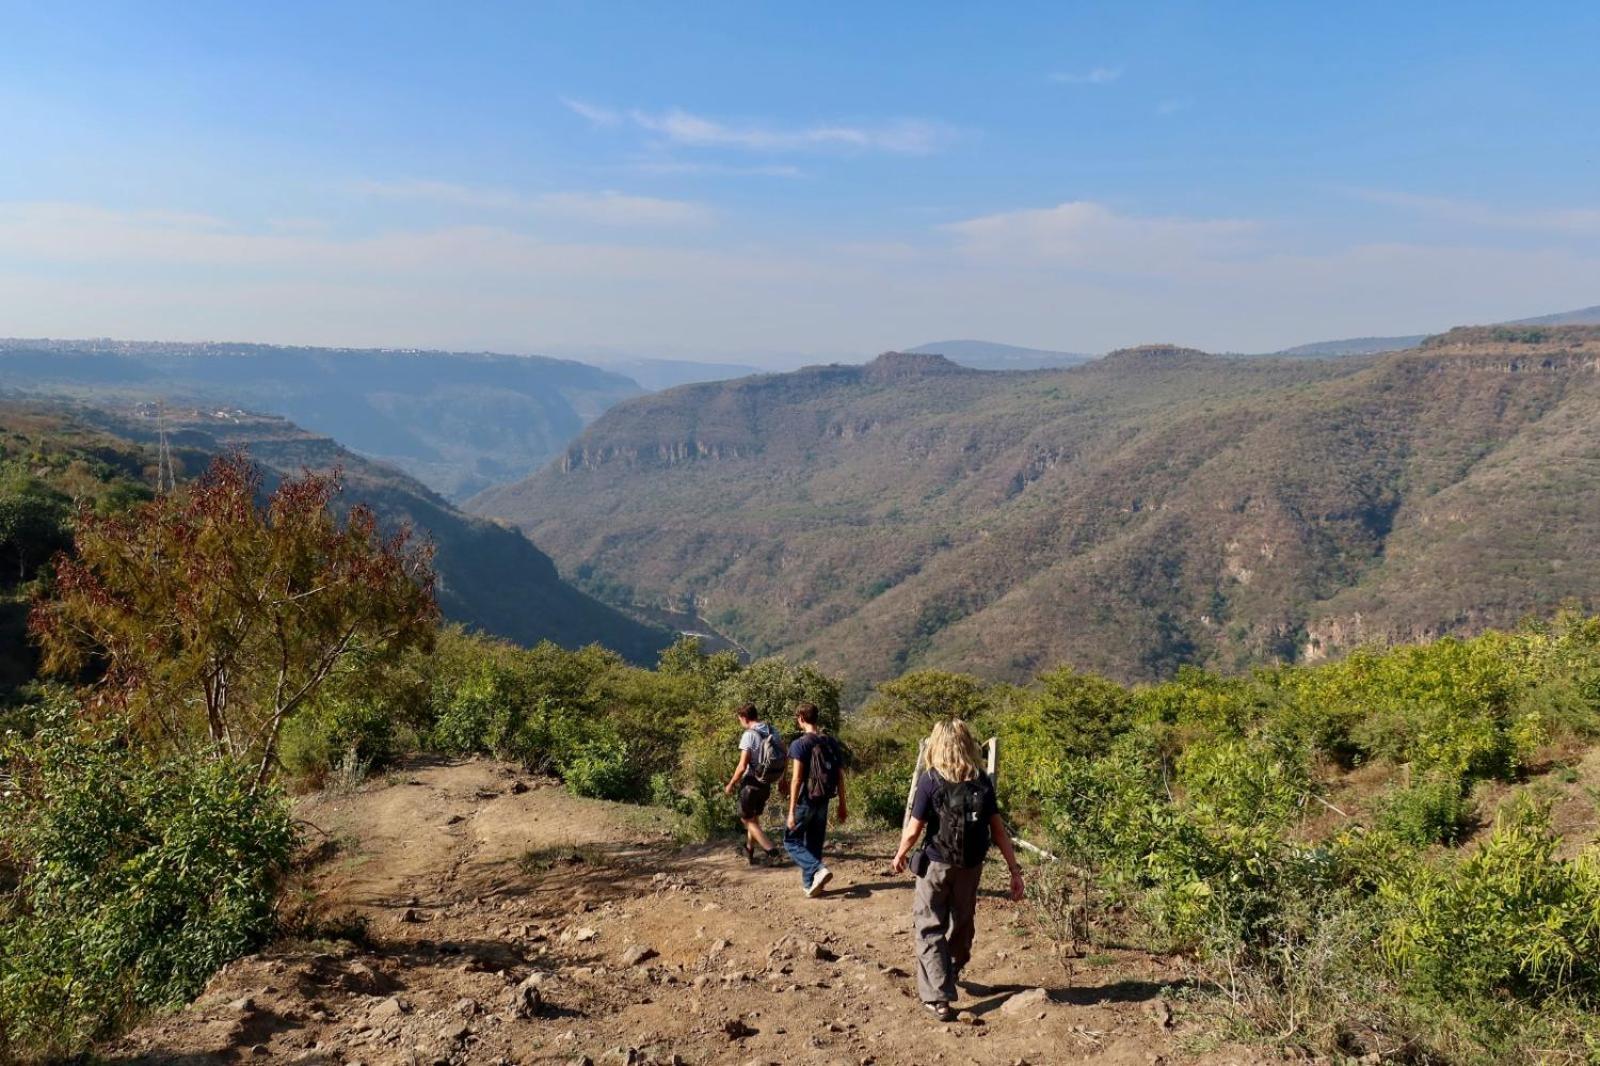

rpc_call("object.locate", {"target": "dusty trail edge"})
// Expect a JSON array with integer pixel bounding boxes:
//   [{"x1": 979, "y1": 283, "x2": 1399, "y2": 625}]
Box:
[{"x1": 103, "y1": 758, "x2": 1287, "y2": 1066}]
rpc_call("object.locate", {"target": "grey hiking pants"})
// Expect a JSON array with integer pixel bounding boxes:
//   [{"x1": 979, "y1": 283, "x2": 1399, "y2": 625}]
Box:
[{"x1": 912, "y1": 859, "x2": 982, "y2": 1004}]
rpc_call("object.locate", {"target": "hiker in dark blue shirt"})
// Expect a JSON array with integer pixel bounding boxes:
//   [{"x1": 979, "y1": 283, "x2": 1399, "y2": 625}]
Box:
[
  {"x1": 892, "y1": 719, "x2": 1024, "y2": 1022},
  {"x1": 784, "y1": 701, "x2": 848, "y2": 897},
  {"x1": 722, "y1": 703, "x2": 785, "y2": 865}
]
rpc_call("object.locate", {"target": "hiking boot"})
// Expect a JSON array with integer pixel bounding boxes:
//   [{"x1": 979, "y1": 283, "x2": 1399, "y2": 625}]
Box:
[
  {"x1": 806, "y1": 866, "x2": 833, "y2": 897},
  {"x1": 764, "y1": 847, "x2": 783, "y2": 864},
  {"x1": 924, "y1": 1001, "x2": 955, "y2": 1023},
  {"x1": 743, "y1": 841, "x2": 758, "y2": 865}
]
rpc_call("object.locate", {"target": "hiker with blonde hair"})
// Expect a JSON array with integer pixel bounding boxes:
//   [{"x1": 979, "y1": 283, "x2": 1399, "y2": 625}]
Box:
[{"x1": 892, "y1": 718, "x2": 1024, "y2": 1022}]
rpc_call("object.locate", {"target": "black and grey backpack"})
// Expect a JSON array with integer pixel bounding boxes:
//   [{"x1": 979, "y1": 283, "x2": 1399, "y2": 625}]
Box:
[
  {"x1": 931, "y1": 773, "x2": 992, "y2": 868},
  {"x1": 747, "y1": 725, "x2": 788, "y2": 785}
]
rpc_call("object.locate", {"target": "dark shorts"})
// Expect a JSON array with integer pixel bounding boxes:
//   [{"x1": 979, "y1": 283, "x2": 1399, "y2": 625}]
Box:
[{"x1": 737, "y1": 780, "x2": 772, "y2": 820}]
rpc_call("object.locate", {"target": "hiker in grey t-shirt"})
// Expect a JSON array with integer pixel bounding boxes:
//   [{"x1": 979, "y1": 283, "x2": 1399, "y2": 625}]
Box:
[{"x1": 723, "y1": 703, "x2": 785, "y2": 865}]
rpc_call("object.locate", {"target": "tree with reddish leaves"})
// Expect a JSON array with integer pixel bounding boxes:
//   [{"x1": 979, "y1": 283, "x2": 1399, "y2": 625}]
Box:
[{"x1": 30, "y1": 453, "x2": 437, "y2": 788}]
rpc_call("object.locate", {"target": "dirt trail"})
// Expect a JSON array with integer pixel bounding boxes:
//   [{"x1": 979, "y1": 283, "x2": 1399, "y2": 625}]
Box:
[{"x1": 102, "y1": 759, "x2": 1283, "y2": 1066}]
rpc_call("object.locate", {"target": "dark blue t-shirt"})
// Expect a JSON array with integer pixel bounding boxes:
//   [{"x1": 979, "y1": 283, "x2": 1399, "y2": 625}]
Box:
[
  {"x1": 788, "y1": 733, "x2": 839, "y2": 799},
  {"x1": 911, "y1": 769, "x2": 998, "y2": 864}
]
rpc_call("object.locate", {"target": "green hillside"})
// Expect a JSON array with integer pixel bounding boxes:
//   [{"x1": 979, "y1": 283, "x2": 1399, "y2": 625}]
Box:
[
  {"x1": 0, "y1": 339, "x2": 644, "y2": 501},
  {"x1": 0, "y1": 407, "x2": 156, "y2": 699},
  {"x1": 0, "y1": 400, "x2": 671, "y2": 698},
  {"x1": 473, "y1": 326, "x2": 1600, "y2": 690}
]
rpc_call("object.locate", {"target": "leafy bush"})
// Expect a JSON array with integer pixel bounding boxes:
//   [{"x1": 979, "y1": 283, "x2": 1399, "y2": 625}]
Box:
[
  {"x1": 559, "y1": 735, "x2": 643, "y2": 802},
  {"x1": 1379, "y1": 797, "x2": 1600, "y2": 1001},
  {"x1": 429, "y1": 659, "x2": 519, "y2": 755},
  {"x1": 1376, "y1": 773, "x2": 1474, "y2": 847},
  {"x1": 866, "y1": 669, "x2": 989, "y2": 728},
  {"x1": 714, "y1": 656, "x2": 841, "y2": 730},
  {"x1": 1012, "y1": 621, "x2": 1600, "y2": 1062},
  {"x1": 1177, "y1": 734, "x2": 1309, "y2": 830},
  {"x1": 0, "y1": 488, "x2": 70, "y2": 585},
  {"x1": 853, "y1": 759, "x2": 916, "y2": 827},
  {"x1": 279, "y1": 680, "x2": 410, "y2": 788},
  {"x1": 994, "y1": 669, "x2": 1136, "y2": 817},
  {"x1": 675, "y1": 764, "x2": 743, "y2": 843},
  {"x1": 30, "y1": 455, "x2": 436, "y2": 785},
  {"x1": 0, "y1": 712, "x2": 295, "y2": 1059},
  {"x1": 418, "y1": 629, "x2": 781, "y2": 816},
  {"x1": 1347, "y1": 637, "x2": 1538, "y2": 777}
]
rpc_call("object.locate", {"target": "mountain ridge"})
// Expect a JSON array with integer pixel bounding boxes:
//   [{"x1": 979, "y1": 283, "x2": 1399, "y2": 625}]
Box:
[
  {"x1": 905, "y1": 339, "x2": 1094, "y2": 370},
  {"x1": 472, "y1": 326, "x2": 1600, "y2": 689}
]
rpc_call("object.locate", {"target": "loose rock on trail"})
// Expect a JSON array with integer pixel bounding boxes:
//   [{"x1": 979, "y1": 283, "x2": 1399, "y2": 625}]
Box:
[{"x1": 100, "y1": 759, "x2": 1284, "y2": 1065}]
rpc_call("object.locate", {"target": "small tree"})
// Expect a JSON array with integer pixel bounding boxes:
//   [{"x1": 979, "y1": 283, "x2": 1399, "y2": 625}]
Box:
[
  {"x1": 30, "y1": 454, "x2": 437, "y2": 787},
  {"x1": 714, "y1": 656, "x2": 842, "y2": 730},
  {"x1": 657, "y1": 634, "x2": 742, "y2": 688},
  {"x1": 0, "y1": 489, "x2": 71, "y2": 583},
  {"x1": 868, "y1": 669, "x2": 989, "y2": 727}
]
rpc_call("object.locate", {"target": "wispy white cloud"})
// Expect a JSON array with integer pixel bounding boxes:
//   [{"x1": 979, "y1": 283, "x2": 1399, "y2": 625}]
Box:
[
  {"x1": 629, "y1": 108, "x2": 951, "y2": 154},
  {"x1": 564, "y1": 99, "x2": 953, "y2": 155},
  {"x1": 1049, "y1": 66, "x2": 1122, "y2": 85},
  {"x1": 943, "y1": 200, "x2": 1259, "y2": 274},
  {"x1": 1155, "y1": 97, "x2": 1193, "y2": 115},
  {"x1": 355, "y1": 179, "x2": 530, "y2": 213},
  {"x1": 560, "y1": 97, "x2": 622, "y2": 126},
  {"x1": 354, "y1": 180, "x2": 712, "y2": 226},
  {"x1": 626, "y1": 159, "x2": 806, "y2": 178},
  {"x1": 1350, "y1": 188, "x2": 1600, "y2": 236},
  {"x1": 534, "y1": 190, "x2": 713, "y2": 227}
]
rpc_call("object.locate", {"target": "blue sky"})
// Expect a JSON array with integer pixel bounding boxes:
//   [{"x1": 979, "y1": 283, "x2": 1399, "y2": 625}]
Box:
[{"x1": 2, "y1": 1, "x2": 1597, "y2": 362}]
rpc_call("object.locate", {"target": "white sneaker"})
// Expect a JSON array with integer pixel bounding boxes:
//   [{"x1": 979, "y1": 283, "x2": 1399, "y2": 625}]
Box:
[{"x1": 806, "y1": 866, "x2": 833, "y2": 897}]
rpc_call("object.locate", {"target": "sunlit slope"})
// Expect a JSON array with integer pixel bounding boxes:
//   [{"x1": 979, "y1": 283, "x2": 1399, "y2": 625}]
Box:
[{"x1": 475, "y1": 328, "x2": 1600, "y2": 686}]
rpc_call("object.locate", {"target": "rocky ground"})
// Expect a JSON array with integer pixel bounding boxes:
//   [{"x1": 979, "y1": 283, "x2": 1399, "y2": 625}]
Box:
[{"x1": 100, "y1": 758, "x2": 1286, "y2": 1065}]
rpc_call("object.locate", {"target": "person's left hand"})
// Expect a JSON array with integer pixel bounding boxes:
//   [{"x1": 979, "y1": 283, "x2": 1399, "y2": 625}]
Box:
[
  {"x1": 891, "y1": 851, "x2": 908, "y2": 874},
  {"x1": 723, "y1": 782, "x2": 734, "y2": 796},
  {"x1": 835, "y1": 803, "x2": 848, "y2": 825},
  {"x1": 1008, "y1": 868, "x2": 1025, "y2": 902}
]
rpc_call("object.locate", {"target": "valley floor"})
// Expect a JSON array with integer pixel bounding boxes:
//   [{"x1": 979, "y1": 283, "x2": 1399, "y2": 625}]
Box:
[{"x1": 100, "y1": 759, "x2": 1286, "y2": 1066}]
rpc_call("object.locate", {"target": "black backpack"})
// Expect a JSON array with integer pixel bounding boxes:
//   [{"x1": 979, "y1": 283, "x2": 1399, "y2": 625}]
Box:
[
  {"x1": 747, "y1": 726, "x2": 788, "y2": 786},
  {"x1": 805, "y1": 735, "x2": 846, "y2": 800},
  {"x1": 932, "y1": 774, "x2": 992, "y2": 869}
]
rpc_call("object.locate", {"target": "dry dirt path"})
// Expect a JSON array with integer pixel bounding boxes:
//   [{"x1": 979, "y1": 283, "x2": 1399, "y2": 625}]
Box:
[{"x1": 101, "y1": 758, "x2": 1285, "y2": 1066}]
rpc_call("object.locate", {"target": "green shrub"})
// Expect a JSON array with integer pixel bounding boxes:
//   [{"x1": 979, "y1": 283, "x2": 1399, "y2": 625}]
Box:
[
  {"x1": 854, "y1": 759, "x2": 915, "y2": 827},
  {"x1": 1379, "y1": 796, "x2": 1600, "y2": 1002},
  {"x1": 1346, "y1": 636, "x2": 1539, "y2": 778},
  {"x1": 1376, "y1": 773, "x2": 1474, "y2": 847},
  {"x1": 560, "y1": 735, "x2": 642, "y2": 802},
  {"x1": 1177, "y1": 734, "x2": 1309, "y2": 830},
  {"x1": 714, "y1": 656, "x2": 842, "y2": 729},
  {"x1": 0, "y1": 714, "x2": 295, "y2": 1059},
  {"x1": 866, "y1": 669, "x2": 989, "y2": 728},
  {"x1": 428, "y1": 661, "x2": 512, "y2": 754},
  {"x1": 594, "y1": 664, "x2": 707, "y2": 782},
  {"x1": 279, "y1": 687, "x2": 404, "y2": 788},
  {"x1": 676, "y1": 763, "x2": 742, "y2": 843}
]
